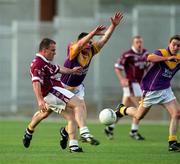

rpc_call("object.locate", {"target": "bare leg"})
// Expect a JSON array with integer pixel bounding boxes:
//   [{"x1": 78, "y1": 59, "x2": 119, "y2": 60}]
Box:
[
  {"x1": 67, "y1": 96, "x2": 100, "y2": 145},
  {"x1": 161, "y1": 99, "x2": 180, "y2": 151},
  {"x1": 22, "y1": 110, "x2": 52, "y2": 148},
  {"x1": 61, "y1": 108, "x2": 77, "y2": 140},
  {"x1": 60, "y1": 107, "x2": 83, "y2": 152},
  {"x1": 162, "y1": 99, "x2": 180, "y2": 140},
  {"x1": 28, "y1": 110, "x2": 52, "y2": 131},
  {"x1": 67, "y1": 96, "x2": 87, "y2": 128}
]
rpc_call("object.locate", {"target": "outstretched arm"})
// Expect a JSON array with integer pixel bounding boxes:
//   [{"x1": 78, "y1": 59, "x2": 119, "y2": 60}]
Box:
[
  {"x1": 147, "y1": 53, "x2": 178, "y2": 62},
  {"x1": 73, "y1": 25, "x2": 106, "y2": 54},
  {"x1": 96, "y1": 11, "x2": 123, "y2": 49},
  {"x1": 59, "y1": 65, "x2": 82, "y2": 75}
]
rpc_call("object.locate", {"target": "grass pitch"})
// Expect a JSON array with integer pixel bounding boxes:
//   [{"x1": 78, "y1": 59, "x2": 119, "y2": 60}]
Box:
[{"x1": 0, "y1": 120, "x2": 179, "y2": 164}]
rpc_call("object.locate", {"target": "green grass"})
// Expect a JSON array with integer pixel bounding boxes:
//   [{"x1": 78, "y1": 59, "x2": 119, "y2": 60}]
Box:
[{"x1": 0, "y1": 120, "x2": 179, "y2": 164}]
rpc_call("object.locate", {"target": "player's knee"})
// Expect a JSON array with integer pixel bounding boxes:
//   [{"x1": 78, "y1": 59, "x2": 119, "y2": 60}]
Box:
[
  {"x1": 170, "y1": 109, "x2": 180, "y2": 119},
  {"x1": 74, "y1": 100, "x2": 84, "y2": 111},
  {"x1": 66, "y1": 113, "x2": 75, "y2": 121},
  {"x1": 174, "y1": 112, "x2": 180, "y2": 119}
]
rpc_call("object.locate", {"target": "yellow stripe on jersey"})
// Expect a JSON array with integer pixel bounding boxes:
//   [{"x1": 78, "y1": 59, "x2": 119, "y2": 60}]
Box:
[
  {"x1": 176, "y1": 54, "x2": 180, "y2": 60},
  {"x1": 77, "y1": 51, "x2": 93, "y2": 67},
  {"x1": 92, "y1": 42, "x2": 101, "y2": 54},
  {"x1": 69, "y1": 42, "x2": 101, "y2": 61},
  {"x1": 69, "y1": 42, "x2": 101, "y2": 66},
  {"x1": 69, "y1": 42, "x2": 78, "y2": 60},
  {"x1": 159, "y1": 49, "x2": 179, "y2": 69}
]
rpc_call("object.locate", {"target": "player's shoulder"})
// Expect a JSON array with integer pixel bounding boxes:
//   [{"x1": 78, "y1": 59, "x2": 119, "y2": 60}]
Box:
[
  {"x1": 121, "y1": 49, "x2": 134, "y2": 58},
  {"x1": 142, "y1": 48, "x2": 148, "y2": 53},
  {"x1": 69, "y1": 41, "x2": 77, "y2": 47},
  {"x1": 31, "y1": 56, "x2": 46, "y2": 69},
  {"x1": 154, "y1": 48, "x2": 167, "y2": 56},
  {"x1": 123, "y1": 49, "x2": 133, "y2": 54}
]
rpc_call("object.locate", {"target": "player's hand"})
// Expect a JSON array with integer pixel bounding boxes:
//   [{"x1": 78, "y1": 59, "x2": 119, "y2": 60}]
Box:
[
  {"x1": 120, "y1": 78, "x2": 129, "y2": 87},
  {"x1": 167, "y1": 55, "x2": 179, "y2": 62},
  {"x1": 38, "y1": 99, "x2": 48, "y2": 112},
  {"x1": 175, "y1": 55, "x2": 180, "y2": 61},
  {"x1": 111, "y1": 11, "x2": 123, "y2": 27},
  {"x1": 93, "y1": 25, "x2": 106, "y2": 36},
  {"x1": 72, "y1": 66, "x2": 83, "y2": 75}
]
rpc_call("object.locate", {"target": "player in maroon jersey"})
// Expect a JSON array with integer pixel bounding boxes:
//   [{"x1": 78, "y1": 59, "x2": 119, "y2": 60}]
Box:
[
  {"x1": 105, "y1": 36, "x2": 149, "y2": 140},
  {"x1": 22, "y1": 38, "x2": 100, "y2": 153}
]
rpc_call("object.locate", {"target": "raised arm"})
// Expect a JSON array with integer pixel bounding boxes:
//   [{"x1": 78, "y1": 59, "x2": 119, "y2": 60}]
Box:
[
  {"x1": 96, "y1": 11, "x2": 123, "y2": 49},
  {"x1": 73, "y1": 25, "x2": 106, "y2": 54}
]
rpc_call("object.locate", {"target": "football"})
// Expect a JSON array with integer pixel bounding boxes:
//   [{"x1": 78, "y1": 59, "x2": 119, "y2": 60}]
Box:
[{"x1": 99, "y1": 108, "x2": 117, "y2": 125}]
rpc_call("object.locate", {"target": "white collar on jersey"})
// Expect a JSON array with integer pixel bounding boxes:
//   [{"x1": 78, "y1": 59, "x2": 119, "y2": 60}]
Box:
[
  {"x1": 36, "y1": 53, "x2": 50, "y2": 63},
  {"x1": 131, "y1": 46, "x2": 142, "y2": 54}
]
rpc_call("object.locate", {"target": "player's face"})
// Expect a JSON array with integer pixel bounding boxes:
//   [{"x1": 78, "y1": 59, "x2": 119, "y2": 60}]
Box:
[
  {"x1": 133, "y1": 38, "x2": 143, "y2": 52},
  {"x1": 82, "y1": 41, "x2": 92, "y2": 54},
  {"x1": 169, "y1": 39, "x2": 180, "y2": 55},
  {"x1": 44, "y1": 43, "x2": 56, "y2": 61}
]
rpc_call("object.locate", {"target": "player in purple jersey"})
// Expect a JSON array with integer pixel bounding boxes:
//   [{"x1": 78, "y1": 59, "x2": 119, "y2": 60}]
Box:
[
  {"x1": 22, "y1": 38, "x2": 101, "y2": 153},
  {"x1": 59, "y1": 11, "x2": 123, "y2": 148},
  {"x1": 104, "y1": 36, "x2": 149, "y2": 140},
  {"x1": 115, "y1": 35, "x2": 180, "y2": 152}
]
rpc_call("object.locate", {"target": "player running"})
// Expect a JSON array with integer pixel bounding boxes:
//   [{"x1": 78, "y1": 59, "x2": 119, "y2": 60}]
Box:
[{"x1": 115, "y1": 35, "x2": 180, "y2": 152}]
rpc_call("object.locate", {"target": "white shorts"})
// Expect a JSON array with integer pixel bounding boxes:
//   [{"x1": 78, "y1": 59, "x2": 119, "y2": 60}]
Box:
[
  {"x1": 44, "y1": 86, "x2": 74, "y2": 114},
  {"x1": 62, "y1": 83, "x2": 85, "y2": 100},
  {"x1": 142, "y1": 87, "x2": 176, "y2": 108},
  {"x1": 123, "y1": 82, "x2": 142, "y2": 97}
]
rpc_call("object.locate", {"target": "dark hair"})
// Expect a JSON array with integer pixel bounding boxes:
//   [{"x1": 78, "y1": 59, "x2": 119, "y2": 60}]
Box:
[
  {"x1": 77, "y1": 32, "x2": 88, "y2": 40},
  {"x1": 169, "y1": 35, "x2": 180, "y2": 43},
  {"x1": 132, "y1": 35, "x2": 142, "y2": 41},
  {"x1": 39, "y1": 38, "x2": 56, "y2": 51}
]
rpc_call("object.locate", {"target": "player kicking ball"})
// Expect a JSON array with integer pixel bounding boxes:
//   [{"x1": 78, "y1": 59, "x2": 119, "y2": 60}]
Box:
[
  {"x1": 114, "y1": 35, "x2": 180, "y2": 152},
  {"x1": 22, "y1": 38, "x2": 100, "y2": 153}
]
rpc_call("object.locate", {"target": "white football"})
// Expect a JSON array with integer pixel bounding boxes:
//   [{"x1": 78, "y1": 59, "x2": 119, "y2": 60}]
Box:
[{"x1": 99, "y1": 108, "x2": 117, "y2": 125}]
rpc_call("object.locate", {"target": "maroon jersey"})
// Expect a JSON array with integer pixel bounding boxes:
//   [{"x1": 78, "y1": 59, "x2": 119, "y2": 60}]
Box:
[
  {"x1": 114, "y1": 47, "x2": 148, "y2": 83},
  {"x1": 30, "y1": 53, "x2": 63, "y2": 97}
]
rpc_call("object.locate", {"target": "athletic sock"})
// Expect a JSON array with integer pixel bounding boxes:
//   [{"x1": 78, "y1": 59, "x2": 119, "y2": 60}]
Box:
[
  {"x1": 168, "y1": 135, "x2": 177, "y2": 145},
  {"x1": 118, "y1": 106, "x2": 128, "y2": 116},
  {"x1": 80, "y1": 127, "x2": 90, "y2": 138},
  {"x1": 61, "y1": 127, "x2": 68, "y2": 136},
  {"x1": 69, "y1": 139, "x2": 78, "y2": 147},
  {"x1": 106, "y1": 124, "x2": 115, "y2": 132},
  {"x1": 26, "y1": 127, "x2": 34, "y2": 134},
  {"x1": 27, "y1": 124, "x2": 34, "y2": 134},
  {"x1": 131, "y1": 123, "x2": 139, "y2": 133}
]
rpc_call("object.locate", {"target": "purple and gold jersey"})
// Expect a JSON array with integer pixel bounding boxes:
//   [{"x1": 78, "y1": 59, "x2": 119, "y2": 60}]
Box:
[
  {"x1": 114, "y1": 48, "x2": 148, "y2": 83},
  {"x1": 141, "y1": 48, "x2": 180, "y2": 91},
  {"x1": 61, "y1": 42, "x2": 100, "y2": 87}
]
